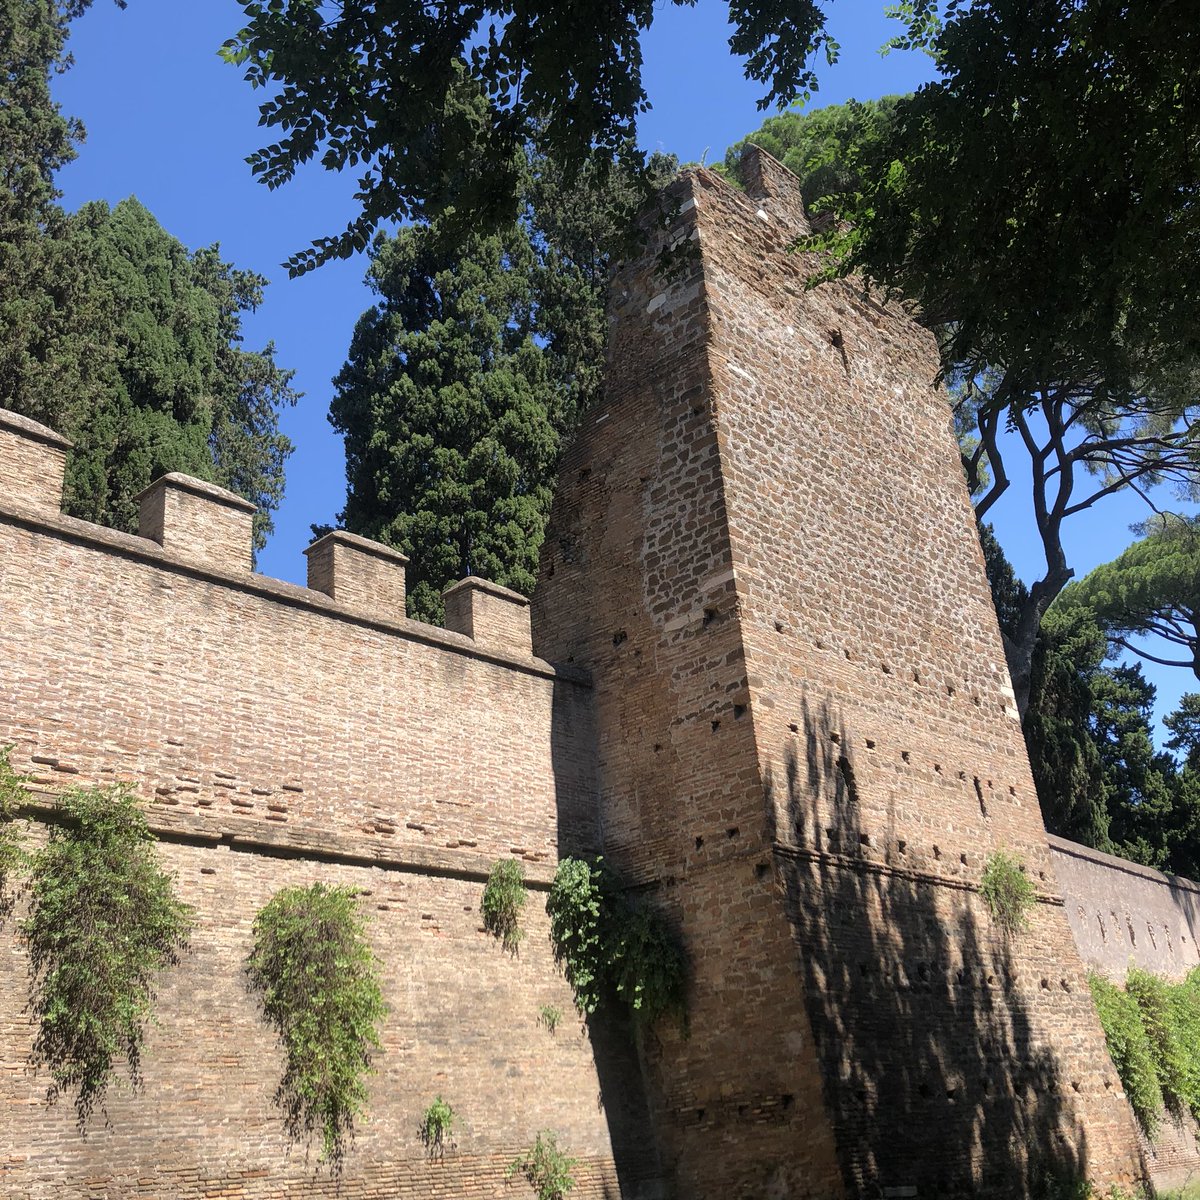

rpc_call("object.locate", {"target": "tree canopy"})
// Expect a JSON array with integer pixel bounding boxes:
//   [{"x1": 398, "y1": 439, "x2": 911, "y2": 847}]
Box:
[
  {"x1": 331, "y1": 222, "x2": 561, "y2": 622},
  {"x1": 1, "y1": 1, "x2": 298, "y2": 550},
  {"x1": 219, "y1": 0, "x2": 837, "y2": 274},
  {"x1": 811, "y1": 0, "x2": 1200, "y2": 713},
  {"x1": 1060, "y1": 516, "x2": 1200, "y2": 681}
]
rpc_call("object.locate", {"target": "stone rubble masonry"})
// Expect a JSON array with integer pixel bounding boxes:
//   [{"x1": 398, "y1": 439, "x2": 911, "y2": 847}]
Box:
[
  {"x1": 532, "y1": 147, "x2": 1148, "y2": 1197},
  {"x1": 0, "y1": 145, "x2": 1179, "y2": 1200}
]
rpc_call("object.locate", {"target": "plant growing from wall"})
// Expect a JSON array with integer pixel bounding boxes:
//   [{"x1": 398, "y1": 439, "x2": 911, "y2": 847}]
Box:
[
  {"x1": 537, "y1": 1004, "x2": 562, "y2": 1034},
  {"x1": 0, "y1": 747, "x2": 29, "y2": 917},
  {"x1": 247, "y1": 883, "x2": 386, "y2": 1166},
  {"x1": 481, "y1": 857, "x2": 527, "y2": 955},
  {"x1": 419, "y1": 1095, "x2": 457, "y2": 1158},
  {"x1": 1125, "y1": 968, "x2": 1194, "y2": 1117},
  {"x1": 507, "y1": 1129, "x2": 577, "y2": 1200},
  {"x1": 546, "y1": 857, "x2": 610, "y2": 1016},
  {"x1": 1088, "y1": 972, "x2": 1163, "y2": 1136},
  {"x1": 546, "y1": 856, "x2": 687, "y2": 1031},
  {"x1": 22, "y1": 783, "x2": 194, "y2": 1125},
  {"x1": 979, "y1": 850, "x2": 1037, "y2": 934}
]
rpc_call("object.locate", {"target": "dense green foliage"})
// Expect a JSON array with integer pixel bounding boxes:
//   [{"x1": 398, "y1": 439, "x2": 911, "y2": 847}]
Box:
[
  {"x1": 332, "y1": 148, "x2": 675, "y2": 618},
  {"x1": 717, "y1": 96, "x2": 899, "y2": 213},
  {"x1": 220, "y1": 0, "x2": 834, "y2": 273},
  {"x1": 481, "y1": 858, "x2": 527, "y2": 955},
  {"x1": 418, "y1": 1095, "x2": 456, "y2": 1158},
  {"x1": 1022, "y1": 598, "x2": 1200, "y2": 877},
  {"x1": 247, "y1": 884, "x2": 386, "y2": 1165},
  {"x1": 57, "y1": 198, "x2": 299, "y2": 546},
  {"x1": 546, "y1": 857, "x2": 611, "y2": 1017},
  {"x1": 1125, "y1": 969, "x2": 1196, "y2": 1119},
  {"x1": 1089, "y1": 967, "x2": 1200, "y2": 1138},
  {"x1": 22, "y1": 784, "x2": 194, "y2": 1125},
  {"x1": 808, "y1": 1, "x2": 1200, "y2": 714},
  {"x1": 978, "y1": 851, "x2": 1036, "y2": 934},
  {"x1": 1088, "y1": 972, "x2": 1163, "y2": 1137},
  {"x1": 0, "y1": 0, "x2": 106, "y2": 428},
  {"x1": 1063, "y1": 517, "x2": 1199, "y2": 682},
  {"x1": 507, "y1": 1129, "x2": 578, "y2": 1200},
  {"x1": 331, "y1": 223, "x2": 560, "y2": 621},
  {"x1": 0, "y1": 748, "x2": 29, "y2": 916},
  {"x1": 2, "y1": 0, "x2": 297, "y2": 550},
  {"x1": 546, "y1": 857, "x2": 686, "y2": 1030}
]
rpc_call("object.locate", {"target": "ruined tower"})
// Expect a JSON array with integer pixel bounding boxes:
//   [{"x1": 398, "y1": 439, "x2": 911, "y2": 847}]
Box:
[{"x1": 532, "y1": 149, "x2": 1145, "y2": 1198}]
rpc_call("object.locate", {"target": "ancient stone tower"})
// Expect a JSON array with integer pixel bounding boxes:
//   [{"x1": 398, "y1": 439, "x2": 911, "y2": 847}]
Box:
[{"x1": 532, "y1": 149, "x2": 1146, "y2": 1198}]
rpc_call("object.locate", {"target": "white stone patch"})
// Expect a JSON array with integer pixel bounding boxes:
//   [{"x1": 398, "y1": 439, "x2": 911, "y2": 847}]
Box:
[
  {"x1": 647, "y1": 293, "x2": 666, "y2": 313},
  {"x1": 725, "y1": 362, "x2": 755, "y2": 384},
  {"x1": 678, "y1": 196, "x2": 697, "y2": 214},
  {"x1": 756, "y1": 208, "x2": 770, "y2": 222}
]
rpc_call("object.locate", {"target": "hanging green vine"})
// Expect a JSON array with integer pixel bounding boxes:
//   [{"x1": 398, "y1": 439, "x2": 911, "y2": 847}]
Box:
[
  {"x1": 0, "y1": 747, "x2": 29, "y2": 918},
  {"x1": 419, "y1": 1094, "x2": 457, "y2": 1158},
  {"x1": 546, "y1": 856, "x2": 686, "y2": 1031},
  {"x1": 22, "y1": 783, "x2": 194, "y2": 1125},
  {"x1": 481, "y1": 857, "x2": 527, "y2": 955},
  {"x1": 979, "y1": 850, "x2": 1037, "y2": 934},
  {"x1": 247, "y1": 883, "x2": 386, "y2": 1166}
]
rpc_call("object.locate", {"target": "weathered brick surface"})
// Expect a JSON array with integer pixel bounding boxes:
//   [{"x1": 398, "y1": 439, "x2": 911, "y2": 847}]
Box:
[
  {"x1": 136, "y1": 472, "x2": 258, "y2": 572},
  {"x1": 1, "y1": 147, "x2": 1182, "y2": 1199},
  {"x1": 304, "y1": 529, "x2": 410, "y2": 617},
  {"x1": 0, "y1": 440, "x2": 636, "y2": 1197},
  {"x1": 1, "y1": 823, "x2": 624, "y2": 1200},
  {"x1": 0, "y1": 409, "x2": 71, "y2": 516},
  {"x1": 533, "y1": 151, "x2": 1147, "y2": 1197}
]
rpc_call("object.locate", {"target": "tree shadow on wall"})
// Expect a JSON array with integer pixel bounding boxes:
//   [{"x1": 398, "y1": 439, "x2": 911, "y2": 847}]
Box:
[{"x1": 764, "y1": 693, "x2": 1105, "y2": 1199}]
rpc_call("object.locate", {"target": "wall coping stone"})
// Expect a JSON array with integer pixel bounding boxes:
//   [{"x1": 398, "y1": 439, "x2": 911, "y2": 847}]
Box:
[
  {"x1": 1049, "y1": 832, "x2": 1200, "y2": 897},
  {"x1": 443, "y1": 574, "x2": 531, "y2": 606},
  {"x1": 304, "y1": 528, "x2": 410, "y2": 565},
  {"x1": 134, "y1": 471, "x2": 258, "y2": 513},
  {"x1": 0, "y1": 501, "x2": 590, "y2": 687},
  {"x1": 0, "y1": 409, "x2": 73, "y2": 450}
]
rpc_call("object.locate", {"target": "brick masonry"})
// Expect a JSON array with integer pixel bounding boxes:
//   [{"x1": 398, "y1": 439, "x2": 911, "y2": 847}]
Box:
[
  {"x1": 0, "y1": 148, "x2": 1186, "y2": 1199},
  {"x1": 533, "y1": 149, "x2": 1150, "y2": 1197},
  {"x1": 0, "y1": 417, "x2": 648, "y2": 1197}
]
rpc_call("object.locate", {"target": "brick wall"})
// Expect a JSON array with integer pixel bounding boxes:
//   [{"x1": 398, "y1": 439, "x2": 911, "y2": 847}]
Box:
[
  {"x1": 534, "y1": 150, "x2": 1147, "y2": 1197},
  {"x1": 0, "y1": 417, "x2": 650, "y2": 1199}
]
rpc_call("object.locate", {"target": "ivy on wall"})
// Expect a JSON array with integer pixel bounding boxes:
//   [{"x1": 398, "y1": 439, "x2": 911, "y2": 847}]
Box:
[
  {"x1": 979, "y1": 850, "x2": 1037, "y2": 934},
  {"x1": 22, "y1": 783, "x2": 195, "y2": 1125},
  {"x1": 546, "y1": 856, "x2": 686, "y2": 1030},
  {"x1": 247, "y1": 883, "x2": 386, "y2": 1166},
  {"x1": 1088, "y1": 966, "x2": 1200, "y2": 1137},
  {"x1": 481, "y1": 857, "x2": 527, "y2": 955},
  {"x1": 0, "y1": 748, "x2": 29, "y2": 917}
]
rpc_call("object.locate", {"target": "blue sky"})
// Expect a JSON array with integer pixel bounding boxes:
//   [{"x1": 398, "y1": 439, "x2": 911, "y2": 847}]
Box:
[{"x1": 51, "y1": 0, "x2": 1194, "y2": 728}]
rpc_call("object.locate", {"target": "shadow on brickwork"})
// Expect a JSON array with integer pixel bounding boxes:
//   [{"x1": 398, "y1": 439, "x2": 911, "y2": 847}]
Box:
[
  {"x1": 766, "y1": 694, "x2": 1091, "y2": 1199},
  {"x1": 547, "y1": 682, "x2": 664, "y2": 1200}
]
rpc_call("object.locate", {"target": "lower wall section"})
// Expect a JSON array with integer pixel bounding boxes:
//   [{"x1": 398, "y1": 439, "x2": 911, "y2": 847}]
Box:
[{"x1": 0, "y1": 827, "x2": 647, "y2": 1200}]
